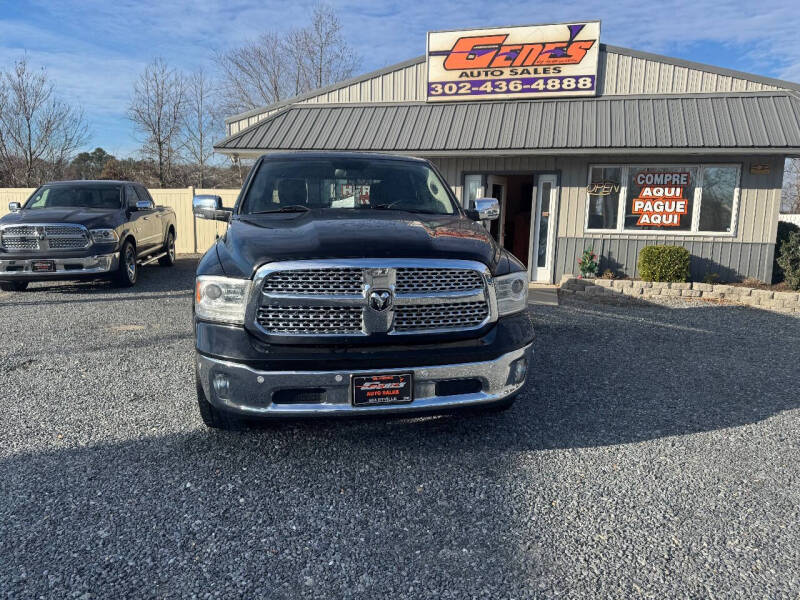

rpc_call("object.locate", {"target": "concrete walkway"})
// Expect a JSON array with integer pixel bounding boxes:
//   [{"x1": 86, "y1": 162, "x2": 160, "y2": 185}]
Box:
[{"x1": 528, "y1": 284, "x2": 559, "y2": 306}]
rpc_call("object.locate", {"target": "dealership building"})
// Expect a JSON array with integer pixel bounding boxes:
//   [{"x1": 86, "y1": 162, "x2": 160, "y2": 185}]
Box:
[{"x1": 214, "y1": 22, "x2": 800, "y2": 283}]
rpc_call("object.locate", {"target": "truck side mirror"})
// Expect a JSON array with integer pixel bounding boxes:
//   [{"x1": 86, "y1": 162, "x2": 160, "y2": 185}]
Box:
[
  {"x1": 8, "y1": 202, "x2": 21, "y2": 212},
  {"x1": 467, "y1": 197, "x2": 500, "y2": 221},
  {"x1": 193, "y1": 194, "x2": 231, "y2": 222}
]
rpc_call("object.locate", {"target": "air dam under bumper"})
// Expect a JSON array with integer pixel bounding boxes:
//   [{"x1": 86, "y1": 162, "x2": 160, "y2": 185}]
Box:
[
  {"x1": 0, "y1": 252, "x2": 118, "y2": 278},
  {"x1": 197, "y1": 343, "x2": 533, "y2": 417}
]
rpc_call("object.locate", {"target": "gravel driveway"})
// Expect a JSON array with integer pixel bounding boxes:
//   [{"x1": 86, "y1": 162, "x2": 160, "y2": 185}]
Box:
[{"x1": 1, "y1": 258, "x2": 798, "y2": 599}]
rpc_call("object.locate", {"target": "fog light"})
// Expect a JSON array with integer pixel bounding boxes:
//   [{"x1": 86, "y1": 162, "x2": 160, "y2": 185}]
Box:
[
  {"x1": 213, "y1": 373, "x2": 231, "y2": 398},
  {"x1": 510, "y1": 358, "x2": 528, "y2": 384}
]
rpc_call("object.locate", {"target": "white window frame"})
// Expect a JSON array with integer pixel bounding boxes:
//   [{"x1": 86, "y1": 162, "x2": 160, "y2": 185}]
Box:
[{"x1": 584, "y1": 163, "x2": 741, "y2": 237}]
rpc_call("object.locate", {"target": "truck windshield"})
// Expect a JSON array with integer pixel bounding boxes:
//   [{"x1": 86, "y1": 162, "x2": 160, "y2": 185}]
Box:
[
  {"x1": 24, "y1": 185, "x2": 123, "y2": 210},
  {"x1": 240, "y1": 158, "x2": 458, "y2": 215}
]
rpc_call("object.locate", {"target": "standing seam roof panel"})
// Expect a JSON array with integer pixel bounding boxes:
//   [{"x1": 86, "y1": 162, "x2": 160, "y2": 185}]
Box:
[
  {"x1": 696, "y1": 98, "x2": 721, "y2": 147},
  {"x1": 742, "y1": 97, "x2": 771, "y2": 146},
  {"x1": 774, "y1": 96, "x2": 800, "y2": 145},
  {"x1": 318, "y1": 107, "x2": 349, "y2": 149},
  {"x1": 652, "y1": 99, "x2": 671, "y2": 147},
  {"x1": 711, "y1": 98, "x2": 736, "y2": 147},
  {"x1": 684, "y1": 99, "x2": 703, "y2": 146},
  {"x1": 511, "y1": 103, "x2": 532, "y2": 148},
  {"x1": 667, "y1": 98, "x2": 687, "y2": 147},
  {"x1": 726, "y1": 97, "x2": 752, "y2": 147},
  {"x1": 537, "y1": 103, "x2": 556, "y2": 149},
  {"x1": 639, "y1": 100, "x2": 656, "y2": 147},
  {"x1": 758, "y1": 97, "x2": 787, "y2": 146}
]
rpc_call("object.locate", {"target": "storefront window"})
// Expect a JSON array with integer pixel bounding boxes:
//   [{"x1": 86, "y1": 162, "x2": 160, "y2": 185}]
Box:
[
  {"x1": 586, "y1": 167, "x2": 621, "y2": 230},
  {"x1": 585, "y1": 164, "x2": 740, "y2": 235},
  {"x1": 698, "y1": 166, "x2": 739, "y2": 232},
  {"x1": 625, "y1": 166, "x2": 697, "y2": 231}
]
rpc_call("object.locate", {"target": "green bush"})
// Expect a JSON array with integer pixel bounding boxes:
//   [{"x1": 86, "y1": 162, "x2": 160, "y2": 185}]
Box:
[
  {"x1": 773, "y1": 221, "x2": 800, "y2": 283},
  {"x1": 637, "y1": 245, "x2": 691, "y2": 282},
  {"x1": 776, "y1": 231, "x2": 800, "y2": 290}
]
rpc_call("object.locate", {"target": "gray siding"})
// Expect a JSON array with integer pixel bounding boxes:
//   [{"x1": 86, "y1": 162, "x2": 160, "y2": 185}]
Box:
[
  {"x1": 554, "y1": 237, "x2": 775, "y2": 282},
  {"x1": 225, "y1": 45, "x2": 799, "y2": 136}
]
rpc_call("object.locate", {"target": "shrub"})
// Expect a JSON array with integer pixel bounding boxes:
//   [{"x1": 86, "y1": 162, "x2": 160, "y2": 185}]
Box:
[
  {"x1": 776, "y1": 231, "x2": 800, "y2": 290},
  {"x1": 577, "y1": 249, "x2": 598, "y2": 278},
  {"x1": 601, "y1": 269, "x2": 615, "y2": 279},
  {"x1": 773, "y1": 221, "x2": 800, "y2": 283},
  {"x1": 702, "y1": 272, "x2": 720, "y2": 285},
  {"x1": 637, "y1": 245, "x2": 690, "y2": 282}
]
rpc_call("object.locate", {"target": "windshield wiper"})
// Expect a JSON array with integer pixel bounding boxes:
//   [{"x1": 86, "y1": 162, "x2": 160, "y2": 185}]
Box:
[{"x1": 249, "y1": 205, "x2": 311, "y2": 214}]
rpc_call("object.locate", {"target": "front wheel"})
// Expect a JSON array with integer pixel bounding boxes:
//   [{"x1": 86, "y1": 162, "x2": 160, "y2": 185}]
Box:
[
  {"x1": 114, "y1": 240, "x2": 138, "y2": 287},
  {"x1": 0, "y1": 281, "x2": 29, "y2": 292},
  {"x1": 158, "y1": 231, "x2": 176, "y2": 267}
]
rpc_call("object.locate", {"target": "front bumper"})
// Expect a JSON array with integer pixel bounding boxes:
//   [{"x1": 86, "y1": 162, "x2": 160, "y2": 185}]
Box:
[
  {"x1": 196, "y1": 343, "x2": 533, "y2": 417},
  {"x1": 0, "y1": 252, "x2": 119, "y2": 279}
]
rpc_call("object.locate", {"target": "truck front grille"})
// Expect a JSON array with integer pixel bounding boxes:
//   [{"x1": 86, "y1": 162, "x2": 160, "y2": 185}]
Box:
[
  {"x1": 395, "y1": 268, "x2": 484, "y2": 294},
  {"x1": 253, "y1": 260, "x2": 495, "y2": 337},
  {"x1": 262, "y1": 268, "x2": 363, "y2": 295},
  {"x1": 257, "y1": 305, "x2": 363, "y2": 334},
  {"x1": 0, "y1": 224, "x2": 90, "y2": 252},
  {"x1": 394, "y1": 301, "x2": 489, "y2": 332}
]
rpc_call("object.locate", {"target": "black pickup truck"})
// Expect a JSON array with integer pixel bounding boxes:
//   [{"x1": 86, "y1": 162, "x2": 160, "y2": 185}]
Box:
[
  {"x1": 193, "y1": 152, "x2": 533, "y2": 428},
  {"x1": 0, "y1": 180, "x2": 177, "y2": 290}
]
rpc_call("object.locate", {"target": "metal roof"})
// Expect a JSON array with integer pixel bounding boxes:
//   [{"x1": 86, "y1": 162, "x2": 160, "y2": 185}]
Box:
[{"x1": 215, "y1": 92, "x2": 800, "y2": 155}]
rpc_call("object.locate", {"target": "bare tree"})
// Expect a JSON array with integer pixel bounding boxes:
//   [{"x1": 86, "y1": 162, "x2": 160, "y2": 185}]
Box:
[
  {"x1": 300, "y1": 3, "x2": 360, "y2": 90},
  {"x1": 0, "y1": 58, "x2": 88, "y2": 187},
  {"x1": 215, "y1": 31, "x2": 289, "y2": 114},
  {"x1": 214, "y1": 3, "x2": 360, "y2": 114},
  {"x1": 127, "y1": 58, "x2": 186, "y2": 188},
  {"x1": 183, "y1": 69, "x2": 219, "y2": 187},
  {"x1": 782, "y1": 158, "x2": 800, "y2": 214}
]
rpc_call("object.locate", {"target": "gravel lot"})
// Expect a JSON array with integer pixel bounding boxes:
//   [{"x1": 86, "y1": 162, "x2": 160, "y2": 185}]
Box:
[{"x1": 1, "y1": 257, "x2": 799, "y2": 599}]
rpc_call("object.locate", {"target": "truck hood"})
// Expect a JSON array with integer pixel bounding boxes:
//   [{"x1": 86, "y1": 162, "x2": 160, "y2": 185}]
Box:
[
  {"x1": 218, "y1": 210, "x2": 502, "y2": 278},
  {"x1": 0, "y1": 207, "x2": 120, "y2": 229}
]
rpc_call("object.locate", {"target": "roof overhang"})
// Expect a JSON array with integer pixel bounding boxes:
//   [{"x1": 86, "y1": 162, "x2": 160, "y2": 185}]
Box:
[{"x1": 215, "y1": 92, "x2": 800, "y2": 158}]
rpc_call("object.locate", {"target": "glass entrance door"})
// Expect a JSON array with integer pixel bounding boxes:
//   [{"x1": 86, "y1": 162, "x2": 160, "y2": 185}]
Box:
[{"x1": 529, "y1": 174, "x2": 559, "y2": 283}]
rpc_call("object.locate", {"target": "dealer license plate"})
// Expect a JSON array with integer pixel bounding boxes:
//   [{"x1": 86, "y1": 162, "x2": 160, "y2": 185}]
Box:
[
  {"x1": 31, "y1": 260, "x2": 56, "y2": 273},
  {"x1": 351, "y1": 373, "x2": 413, "y2": 407}
]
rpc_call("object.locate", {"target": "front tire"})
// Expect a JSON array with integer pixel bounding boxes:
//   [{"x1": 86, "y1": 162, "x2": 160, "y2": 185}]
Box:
[
  {"x1": 158, "y1": 230, "x2": 176, "y2": 267},
  {"x1": 0, "y1": 281, "x2": 29, "y2": 292},
  {"x1": 196, "y1": 376, "x2": 244, "y2": 430},
  {"x1": 114, "y1": 240, "x2": 138, "y2": 287}
]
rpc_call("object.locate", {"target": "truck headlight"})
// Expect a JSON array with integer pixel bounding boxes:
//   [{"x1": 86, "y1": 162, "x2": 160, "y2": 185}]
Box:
[
  {"x1": 195, "y1": 276, "x2": 251, "y2": 324},
  {"x1": 495, "y1": 271, "x2": 529, "y2": 316},
  {"x1": 90, "y1": 228, "x2": 119, "y2": 243}
]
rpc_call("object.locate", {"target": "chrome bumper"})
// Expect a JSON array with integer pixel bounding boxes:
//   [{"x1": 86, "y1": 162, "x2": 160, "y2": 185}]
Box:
[
  {"x1": 196, "y1": 343, "x2": 533, "y2": 417},
  {"x1": 0, "y1": 252, "x2": 118, "y2": 277}
]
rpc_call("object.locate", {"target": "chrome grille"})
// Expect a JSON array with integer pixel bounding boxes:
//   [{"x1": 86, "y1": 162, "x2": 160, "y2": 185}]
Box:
[
  {"x1": 0, "y1": 223, "x2": 89, "y2": 251},
  {"x1": 252, "y1": 260, "x2": 495, "y2": 337},
  {"x1": 257, "y1": 305, "x2": 363, "y2": 334},
  {"x1": 1, "y1": 237, "x2": 38, "y2": 250},
  {"x1": 48, "y1": 237, "x2": 88, "y2": 249},
  {"x1": 394, "y1": 301, "x2": 489, "y2": 332},
  {"x1": 395, "y1": 268, "x2": 483, "y2": 293},
  {"x1": 45, "y1": 224, "x2": 85, "y2": 237},
  {"x1": 262, "y1": 268, "x2": 363, "y2": 295}
]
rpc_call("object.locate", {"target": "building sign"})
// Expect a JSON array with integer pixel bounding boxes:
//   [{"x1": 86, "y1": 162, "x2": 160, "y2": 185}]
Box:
[
  {"x1": 630, "y1": 171, "x2": 691, "y2": 227},
  {"x1": 426, "y1": 21, "x2": 600, "y2": 102}
]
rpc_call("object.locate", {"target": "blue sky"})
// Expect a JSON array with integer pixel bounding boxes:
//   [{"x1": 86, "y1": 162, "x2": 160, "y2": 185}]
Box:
[{"x1": 1, "y1": 0, "x2": 799, "y2": 157}]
